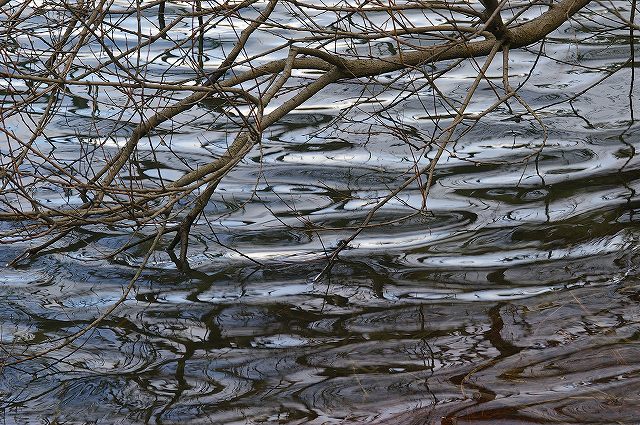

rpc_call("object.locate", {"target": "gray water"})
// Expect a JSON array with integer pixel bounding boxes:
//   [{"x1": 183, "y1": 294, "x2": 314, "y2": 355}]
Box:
[{"x1": 1, "y1": 1, "x2": 640, "y2": 423}]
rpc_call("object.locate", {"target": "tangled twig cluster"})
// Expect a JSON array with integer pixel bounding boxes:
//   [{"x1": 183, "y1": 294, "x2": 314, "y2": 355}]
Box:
[{"x1": 0, "y1": 0, "x2": 633, "y2": 275}]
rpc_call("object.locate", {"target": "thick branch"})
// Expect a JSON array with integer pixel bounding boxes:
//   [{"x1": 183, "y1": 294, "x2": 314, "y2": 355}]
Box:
[{"x1": 170, "y1": 0, "x2": 590, "y2": 188}]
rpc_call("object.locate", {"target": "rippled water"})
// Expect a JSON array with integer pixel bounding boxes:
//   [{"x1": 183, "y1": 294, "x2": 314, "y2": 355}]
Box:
[{"x1": 2, "y1": 1, "x2": 640, "y2": 424}]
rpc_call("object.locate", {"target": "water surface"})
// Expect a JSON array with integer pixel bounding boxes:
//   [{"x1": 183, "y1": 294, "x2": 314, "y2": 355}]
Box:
[{"x1": 1, "y1": 1, "x2": 640, "y2": 424}]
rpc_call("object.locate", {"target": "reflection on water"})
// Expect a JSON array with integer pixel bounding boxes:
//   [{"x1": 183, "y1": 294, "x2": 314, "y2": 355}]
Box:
[{"x1": 1, "y1": 1, "x2": 640, "y2": 424}]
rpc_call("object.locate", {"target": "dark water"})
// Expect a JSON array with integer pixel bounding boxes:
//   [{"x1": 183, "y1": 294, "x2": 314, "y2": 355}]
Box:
[{"x1": 1, "y1": 1, "x2": 640, "y2": 424}]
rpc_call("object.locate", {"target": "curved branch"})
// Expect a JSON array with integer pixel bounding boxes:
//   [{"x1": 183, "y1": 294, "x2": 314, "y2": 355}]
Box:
[{"x1": 107, "y1": 0, "x2": 592, "y2": 193}]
